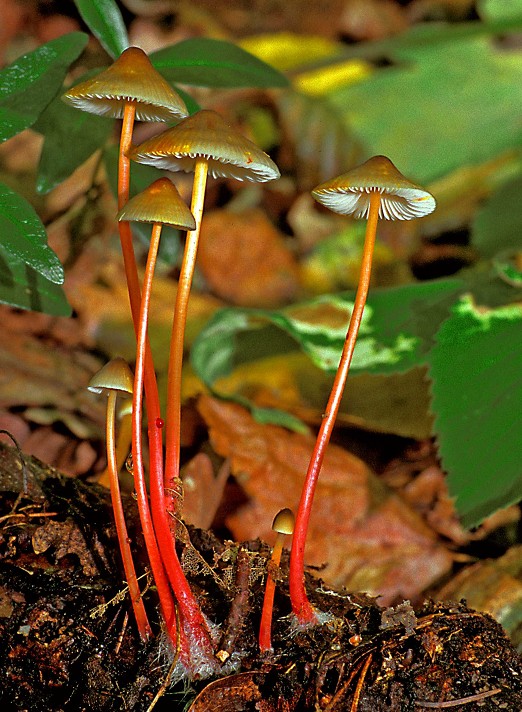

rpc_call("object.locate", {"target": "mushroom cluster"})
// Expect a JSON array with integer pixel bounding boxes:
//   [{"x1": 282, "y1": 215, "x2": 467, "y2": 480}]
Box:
[{"x1": 68, "y1": 45, "x2": 435, "y2": 678}]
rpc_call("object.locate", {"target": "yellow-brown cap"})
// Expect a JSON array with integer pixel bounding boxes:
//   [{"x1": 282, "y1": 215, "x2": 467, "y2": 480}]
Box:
[
  {"x1": 272, "y1": 508, "x2": 295, "y2": 536},
  {"x1": 128, "y1": 109, "x2": 280, "y2": 182},
  {"x1": 117, "y1": 178, "x2": 196, "y2": 230},
  {"x1": 62, "y1": 47, "x2": 187, "y2": 122},
  {"x1": 88, "y1": 357, "x2": 134, "y2": 396},
  {"x1": 312, "y1": 156, "x2": 436, "y2": 220}
]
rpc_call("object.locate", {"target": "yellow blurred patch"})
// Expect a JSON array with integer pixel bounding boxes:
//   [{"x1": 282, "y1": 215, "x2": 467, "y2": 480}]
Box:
[{"x1": 240, "y1": 32, "x2": 372, "y2": 95}]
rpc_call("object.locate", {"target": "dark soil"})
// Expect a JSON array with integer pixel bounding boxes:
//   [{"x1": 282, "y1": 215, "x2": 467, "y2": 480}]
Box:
[{"x1": 1, "y1": 442, "x2": 521, "y2": 712}]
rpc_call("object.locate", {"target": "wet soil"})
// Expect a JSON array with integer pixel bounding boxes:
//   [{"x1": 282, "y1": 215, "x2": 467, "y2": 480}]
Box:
[{"x1": 0, "y1": 442, "x2": 521, "y2": 711}]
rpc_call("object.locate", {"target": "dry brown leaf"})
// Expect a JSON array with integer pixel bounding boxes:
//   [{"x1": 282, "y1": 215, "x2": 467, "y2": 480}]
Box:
[
  {"x1": 198, "y1": 395, "x2": 453, "y2": 604},
  {"x1": 32, "y1": 519, "x2": 99, "y2": 576},
  {"x1": 198, "y1": 208, "x2": 299, "y2": 307}
]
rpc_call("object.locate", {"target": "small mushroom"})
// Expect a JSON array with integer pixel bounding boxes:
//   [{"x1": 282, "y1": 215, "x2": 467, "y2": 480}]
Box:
[
  {"x1": 88, "y1": 357, "x2": 151, "y2": 641},
  {"x1": 289, "y1": 157, "x2": 435, "y2": 625},
  {"x1": 259, "y1": 508, "x2": 295, "y2": 653},
  {"x1": 128, "y1": 110, "x2": 280, "y2": 497}
]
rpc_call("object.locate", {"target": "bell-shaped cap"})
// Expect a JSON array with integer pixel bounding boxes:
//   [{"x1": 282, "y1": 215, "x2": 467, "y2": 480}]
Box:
[
  {"x1": 128, "y1": 109, "x2": 280, "y2": 183},
  {"x1": 117, "y1": 178, "x2": 196, "y2": 230},
  {"x1": 272, "y1": 507, "x2": 295, "y2": 536},
  {"x1": 312, "y1": 156, "x2": 436, "y2": 220},
  {"x1": 88, "y1": 357, "x2": 134, "y2": 396},
  {"x1": 62, "y1": 46, "x2": 187, "y2": 122}
]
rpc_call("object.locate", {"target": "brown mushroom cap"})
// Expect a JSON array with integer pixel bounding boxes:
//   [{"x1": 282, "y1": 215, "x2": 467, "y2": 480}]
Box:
[
  {"x1": 272, "y1": 507, "x2": 295, "y2": 536},
  {"x1": 88, "y1": 357, "x2": 134, "y2": 396},
  {"x1": 312, "y1": 155, "x2": 436, "y2": 220},
  {"x1": 128, "y1": 109, "x2": 280, "y2": 182},
  {"x1": 116, "y1": 177, "x2": 196, "y2": 230},
  {"x1": 62, "y1": 46, "x2": 187, "y2": 122}
]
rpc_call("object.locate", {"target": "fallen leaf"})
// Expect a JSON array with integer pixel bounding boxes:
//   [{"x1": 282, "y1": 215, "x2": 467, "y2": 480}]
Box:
[
  {"x1": 198, "y1": 208, "x2": 299, "y2": 307},
  {"x1": 198, "y1": 395, "x2": 453, "y2": 604}
]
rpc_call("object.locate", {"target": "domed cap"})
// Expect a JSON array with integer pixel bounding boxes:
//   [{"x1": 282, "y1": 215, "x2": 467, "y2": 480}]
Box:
[
  {"x1": 62, "y1": 46, "x2": 188, "y2": 122},
  {"x1": 128, "y1": 109, "x2": 280, "y2": 182},
  {"x1": 88, "y1": 357, "x2": 134, "y2": 396},
  {"x1": 272, "y1": 507, "x2": 295, "y2": 536},
  {"x1": 117, "y1": 178, "x2": 196, "y2": 230},
  {"x1": 312, "y1": 155, "x2": 436, "y2": 220}
]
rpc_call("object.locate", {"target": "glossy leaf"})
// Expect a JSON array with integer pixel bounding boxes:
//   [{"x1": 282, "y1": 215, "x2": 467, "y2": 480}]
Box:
[
  {"x1": 150, "y1": 38, "x2": 289, "y2": 88},
  {"x1": 35, "y1": 93, "x2": 113, "y2": 194},
  {"x1": 472, "y1": 173, "x2": 522, "y2": 257},
  {"x1": 0, "y1": 32, "x2": 88, "y2": 142},
  {"x1": 0, "y1": 246, "x2": 70, "y2": 315},
  {"x1": 429, "y1": 296, "x2": 522, "y2": 528},
  {"x1": 74, "y1": 0, "x2": 128, "y2": 59},
  {"x1": 330, "y1": 37, "x2": 522, "y2": 182},
  {"x1": 0, "y1": 182, "x2": 64, "y2": 283}
]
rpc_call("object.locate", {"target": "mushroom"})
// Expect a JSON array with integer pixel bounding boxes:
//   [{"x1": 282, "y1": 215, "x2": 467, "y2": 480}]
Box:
[
  {"x1": 117, "y1": 179, "x2": 215, "y2": 667},
  {"x1": 62, "y1": 47, "x2": 188, "y2": 325},
  {"x1": 259, "y1": 508, "x2": 295, "y2": 653},
  {"x1": 289, "y1": 156, "x2": 436, "y2": 625},
  {"x1": 88, "y1": 357, "x2": 152, "y2": 641},
  {"x1": 128, "y1": 109, "x2": 280, "y2": 507}
]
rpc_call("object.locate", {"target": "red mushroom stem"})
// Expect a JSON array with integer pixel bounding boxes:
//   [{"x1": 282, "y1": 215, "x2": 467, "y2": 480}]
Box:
[
  {"x1": 133, "y1": 219, "x2": 216, "y2": 666},
  {"x1": 118, "y1": 108, "x2": 177, "y2": 633},
  {"x1": 289, "y1": 191, "x2": 381, "y2": 624}
]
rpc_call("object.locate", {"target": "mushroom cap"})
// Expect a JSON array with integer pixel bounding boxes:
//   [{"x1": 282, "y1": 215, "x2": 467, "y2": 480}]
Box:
[
  {"x1": 117, "y1": 177, "x2": 196, "y2": 230},
  {"x1": 88, "y1": 357, "x2": 134, "y2": 396},
  {"x1": 272, "y1": 507, "x2": 295, "y2": 536},
  {"x1": 312, "y1": 155, "x2": 436, "y2": 220},
  {"x1": 128, "y1": 109, "x2": 280, "y2": 183},
  {"x1": 62, "y1": 46, "x2": 187, "y2": 122}
]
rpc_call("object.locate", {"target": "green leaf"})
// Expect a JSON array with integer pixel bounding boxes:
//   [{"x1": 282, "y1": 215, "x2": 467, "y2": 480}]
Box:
[
  {"x1": 478, "y1": 0, "x2": 522, "y2": 22},
  {"x1": 472, "y1": 173, "x2": 522, "y2": 257},
  {"x1": 150, "y1": 38, "x2": 289, "y2": 88},
  {"x1": 74, "y1": 0, "x2": 128, "y2": 59},
  {"x1": 34, "y1": 92, "x2": 113, "y2": 194},
  {"x1": 330, "y1": 37, "x2": 522, "y2": 182},
  {"x1": 192, "y1": 279, "x2": 464, "y2": 397},
  {"x1": 0, "y1": 32, "x2": 88, "y2": 142},
  {"x1": 429, "y1": 296, "x2": 522, "y2": 528},
  {"x1": 0, "y1": 182, "x2": 63, "y2": 283},
  {"x1": 0, "y1": 246, "x2": 71, "y2": 315}
]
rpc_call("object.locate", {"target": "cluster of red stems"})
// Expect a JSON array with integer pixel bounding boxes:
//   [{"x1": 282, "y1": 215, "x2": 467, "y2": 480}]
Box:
[{"x1": 70, "y1": 47, "x2": 436, "y2": 677}]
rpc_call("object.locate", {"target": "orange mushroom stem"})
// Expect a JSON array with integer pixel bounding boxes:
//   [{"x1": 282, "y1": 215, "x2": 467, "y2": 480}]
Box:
[
  {"x1": 289, "y1": 156, "x2": 436, "y2": 625},
  {"x1": 259, "y1": 508, "x2": 295, "y2": 653}
]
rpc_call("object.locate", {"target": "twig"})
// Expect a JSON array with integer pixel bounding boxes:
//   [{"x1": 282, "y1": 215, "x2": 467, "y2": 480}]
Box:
[{"x1": 415, "y1": 687, "x2": 502, "y2": 708}]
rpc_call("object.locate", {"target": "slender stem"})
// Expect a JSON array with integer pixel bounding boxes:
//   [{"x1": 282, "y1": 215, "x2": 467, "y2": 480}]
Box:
[
  {"x1": 289, "y1": 191, "x2": 382, "y2": 624},
  {"x1": 119, "y1": 104, "x2": 176, "y2": 632},
  {"x1": 164, "y1": 159, "x2": 209, "y2": 500},
  {"x1": 105, "y1": 391, "x2": 151, "y2": 641},
  {"x1": 132, "y1": 222, "x2": 177, "y2": 634},
  {"x1": 134, "y1": 222, "x2": 214, "y2": 661},
  {"x1": 258, "y1": 536, "x2": 285, "y2": 652}
]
